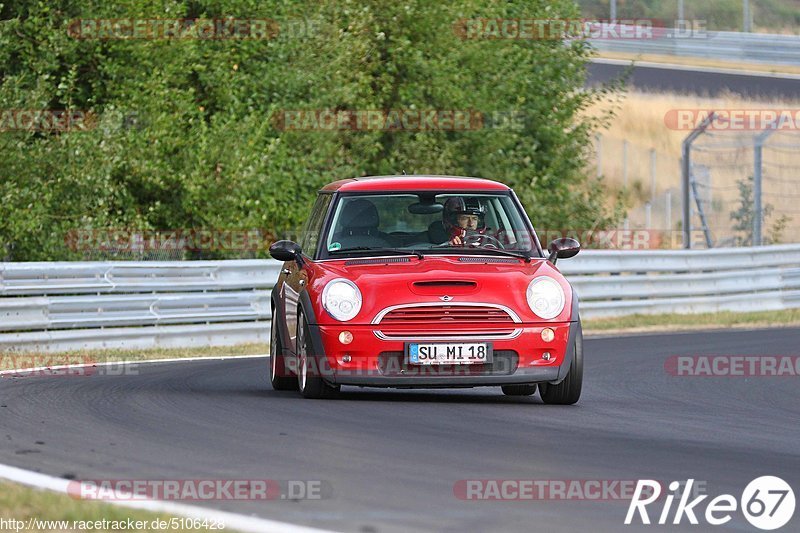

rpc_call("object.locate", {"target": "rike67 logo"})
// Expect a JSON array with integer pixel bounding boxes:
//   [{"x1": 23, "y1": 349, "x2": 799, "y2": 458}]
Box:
[{"x1": 626, "y1": 477, "x2": 795, "y2": 530}]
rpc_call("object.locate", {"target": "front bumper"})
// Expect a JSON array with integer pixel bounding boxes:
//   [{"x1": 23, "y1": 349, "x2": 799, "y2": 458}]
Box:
[{"x1": 305, "y1": 322, "x2": 577, "y2": 388}]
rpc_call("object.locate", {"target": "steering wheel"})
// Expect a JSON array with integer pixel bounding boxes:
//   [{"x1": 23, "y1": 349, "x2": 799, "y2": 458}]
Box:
[{"x1": 464, "y1": 233, "x2": 505, "y2": 249}]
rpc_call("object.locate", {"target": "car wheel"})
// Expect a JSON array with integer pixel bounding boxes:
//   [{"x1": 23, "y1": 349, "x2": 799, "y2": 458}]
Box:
[
  {"x1": 540, "y1": 320, "x2": 583, "y2": 405},
  {"x1": 269, "y1": 309, "x2": 298, "y2": 391},
  {"x1": 296, "y1": 310, "x2": 339, "y2": 399},
  {"x1": 501, "y1": 384, "x2": 537, "y2": 396}
]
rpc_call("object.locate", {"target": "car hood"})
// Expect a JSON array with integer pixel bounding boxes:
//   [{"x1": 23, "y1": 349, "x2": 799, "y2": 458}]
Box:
[{"x1": 307, "y1": 255, "x2": 573, "y2": 324}]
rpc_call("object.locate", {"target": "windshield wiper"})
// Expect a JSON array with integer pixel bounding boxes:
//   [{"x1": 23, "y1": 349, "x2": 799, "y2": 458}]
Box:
[
  {"x1": 329, "y1": 247, "x2": 424, "y2": 260},
  {"x1": 442, "y1": 246, "x2": 533, "y2": 262}
]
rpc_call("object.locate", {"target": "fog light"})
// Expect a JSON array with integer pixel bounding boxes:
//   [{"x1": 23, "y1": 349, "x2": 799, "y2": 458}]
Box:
[
  {"x1": 541, "y1": 328, "x2": 555, "y2": 342},
  {"x1": 339, "y1": 331, "x2": 353, "y2": 344},
  {"x1": 542, "y1": 352, "x2": 552, "y2": 361},
  {"x1": 342, "y1": 354, "x2": 352, "y2": 363}
]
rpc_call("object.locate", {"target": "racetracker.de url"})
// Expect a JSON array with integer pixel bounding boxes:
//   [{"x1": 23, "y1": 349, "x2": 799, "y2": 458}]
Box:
[{"x1": 0, "y1": 517, "x2": 225, "y2": 531}]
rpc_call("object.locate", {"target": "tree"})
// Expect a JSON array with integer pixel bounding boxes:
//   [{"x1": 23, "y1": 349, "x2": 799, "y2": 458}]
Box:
[{"x1": 0, "y1": 0, "x2": 621, "y2": 260}]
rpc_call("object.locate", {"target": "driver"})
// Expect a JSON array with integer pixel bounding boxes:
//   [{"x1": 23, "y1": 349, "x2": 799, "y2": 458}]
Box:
[{"x1": 443, "y1": 197, "x2": 487, "y2": 246}]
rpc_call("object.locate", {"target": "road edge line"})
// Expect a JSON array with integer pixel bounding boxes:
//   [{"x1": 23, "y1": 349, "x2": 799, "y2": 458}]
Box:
[{"x1": 0, "y1": 462, "x2": 335, "y2": 533}]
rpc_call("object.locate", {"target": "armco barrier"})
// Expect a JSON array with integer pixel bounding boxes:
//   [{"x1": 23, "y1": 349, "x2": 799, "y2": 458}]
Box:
[
  {"x1": 1, "y1": 245, "x2": 799, "y2": 351},
  {"x1": 587, "y1": 25, "x2": 800, "y2": 67},
  {"x1": 559, "y1": 244, "x2": 800, "y2": 319},
  {"x1": 0, "y1": 260, "x2": 280, "y2": 352}
]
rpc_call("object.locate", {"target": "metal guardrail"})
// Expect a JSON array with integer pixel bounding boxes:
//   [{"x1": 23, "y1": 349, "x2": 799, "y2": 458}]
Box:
[
  {"x1": 1, "y1": 245, "x2": 799, "y2": 351},
  {"x1": 587, "y1": 26, "x2": 800, "y2": 67},
  {"x1": 0, "y1": 260, "x2": 281, "y2": 352},
  {"x1": 559, "y1": 244, "x2": 800, "y2": 319}
]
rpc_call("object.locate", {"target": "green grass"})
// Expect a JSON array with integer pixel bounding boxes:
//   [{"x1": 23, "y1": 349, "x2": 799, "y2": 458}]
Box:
[
  {"x1": 584, "y1": 308, "x2": 800, "y2": 333},
  {"x1": 0, "y1": 344, "x2": 268, "y2": 371},
  {"x1": 0, "y1": 480, "x2": 226, "y2": 532}
]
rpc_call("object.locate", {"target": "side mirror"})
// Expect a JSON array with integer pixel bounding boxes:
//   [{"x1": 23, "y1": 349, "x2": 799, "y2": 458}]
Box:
[
  {"x1": 269, "y1": 240, "x2": 303, "y2": 262},
  {"x1": 547, "y1": 237, "x2": 580, "y2": 264}
]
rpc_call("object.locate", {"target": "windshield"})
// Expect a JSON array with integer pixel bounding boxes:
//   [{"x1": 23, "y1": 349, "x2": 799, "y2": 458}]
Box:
[{"x1": 321, "y1": 192, "x2": 540, "y2": 258}]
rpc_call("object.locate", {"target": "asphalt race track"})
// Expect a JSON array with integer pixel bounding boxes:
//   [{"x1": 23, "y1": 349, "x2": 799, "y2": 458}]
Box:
[
  {"x1": 1, "y1": 327, "x2": 799, "y2": 532},
  {"x1": 587, "y1": 61, "x2": 800, "y2": 99}
]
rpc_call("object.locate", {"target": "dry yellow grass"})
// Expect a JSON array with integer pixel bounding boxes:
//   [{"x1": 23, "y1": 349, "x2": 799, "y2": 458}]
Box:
[{"x1": 586, "y1": 91, "x2": 800, "y2": 244}]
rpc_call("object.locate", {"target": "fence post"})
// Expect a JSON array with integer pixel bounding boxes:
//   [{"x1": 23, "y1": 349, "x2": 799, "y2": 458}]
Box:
[
  {"x1": 681, "y1": 113, "x2": 716, "y2": 249},
  {"x1": 743, "y1": 0, "x2": 752, "y2": 32},
  {"x1": 650, "y1": 148, "x2": 657, "y2": 203},
  {"x1": 665, "y1": 189, "x2": 672, "y2": 230},
  {"x1": 596, "y1": 133, "x2": 602, "y2": 179},
  {"x1": 622, "y1": 140, "x2": 628, "y2": 189},
  {"x1": 753, "y1": 141, "x2": 763, "y2": 246},
  {"x1": 753, "y1": 124, "x2": 779, "y2": 246}
]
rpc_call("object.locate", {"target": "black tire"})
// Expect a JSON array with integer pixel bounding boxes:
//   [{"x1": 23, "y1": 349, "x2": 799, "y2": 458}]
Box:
[
  {"x1": 540, "y1": 320, "x2": 583, "y2": 405},
  {"x1": 501, "y1": 384, "x2": 537, "y2": 396},
  {"x1": 296, "y1": 310, "x2": 339, "y2": 399},
  {"x1": 269, "y1": 310, "x2": 298, "y2": 391}
]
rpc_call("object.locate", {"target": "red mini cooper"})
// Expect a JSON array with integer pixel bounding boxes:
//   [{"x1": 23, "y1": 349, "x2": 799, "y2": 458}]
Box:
[{"x1": 269, "y1": 176, "x2": 582, "y2": 403}]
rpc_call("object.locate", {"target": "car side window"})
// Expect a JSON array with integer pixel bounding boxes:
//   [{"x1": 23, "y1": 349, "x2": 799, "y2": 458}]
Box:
[{"x1": 299, "y1": 194, "x2": 332, "y2": 258}]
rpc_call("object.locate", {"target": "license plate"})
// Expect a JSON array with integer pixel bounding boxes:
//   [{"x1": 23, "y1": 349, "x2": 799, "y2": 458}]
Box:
[{"x1": 407, "y1": 343, "x2": 492, "y2": 365}]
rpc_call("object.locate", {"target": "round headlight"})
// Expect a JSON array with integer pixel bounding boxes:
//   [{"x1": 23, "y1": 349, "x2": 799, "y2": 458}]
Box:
[
  {"x1": 322, "y1": 279, "x2": 362, "y2": 321},
  {"x1": 526, "y1": 276, "x2": 565, "y2": 320}
]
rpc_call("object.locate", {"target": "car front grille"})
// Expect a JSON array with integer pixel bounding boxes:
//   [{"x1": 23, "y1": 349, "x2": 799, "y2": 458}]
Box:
[
  {"x1": 373, "y1": 303, "x2": 520, "y2": 340},
  {"x1": 378, "y1": 304, "x2": 516, "y2": 324}
]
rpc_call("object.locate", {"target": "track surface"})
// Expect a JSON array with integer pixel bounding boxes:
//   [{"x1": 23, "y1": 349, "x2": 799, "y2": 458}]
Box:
[
  {"x1": 587, "y1": 61, "x2": 800, "y2": 99},
  {"x1": 1, "y1": 328, "x2": 799, "y2": 532}
]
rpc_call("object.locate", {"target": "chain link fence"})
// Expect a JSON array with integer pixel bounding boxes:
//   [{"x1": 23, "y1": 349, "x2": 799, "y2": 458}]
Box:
[
  {"x1": 688, "y1": 128, "x2": 800, "y2": 247},
  {"x1": 593, "y1": 125, "x2": 800, "y2": 248}
]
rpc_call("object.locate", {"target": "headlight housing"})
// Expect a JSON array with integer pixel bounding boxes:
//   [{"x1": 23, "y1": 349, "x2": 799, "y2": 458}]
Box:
[
  {"x1": 526, "y1": 276, "x2": 565, "y2": 320},
  {"x1": 322, "y1": 279, "x2": 362, "y2": 321}
]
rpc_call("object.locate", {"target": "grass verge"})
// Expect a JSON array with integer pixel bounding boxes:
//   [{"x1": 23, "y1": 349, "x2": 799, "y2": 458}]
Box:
[
  {"x1": 0, "y1": 480, "x2": 228, "y2": 532},
  {"x1": 584, "y1": 308, "x2": 800, "y2": 335}
]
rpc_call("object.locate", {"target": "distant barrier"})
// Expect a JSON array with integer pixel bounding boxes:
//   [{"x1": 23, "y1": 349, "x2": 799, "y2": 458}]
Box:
[
  {"x1": 2, "y1": 245, "x2": 798, "y2": 351},
  {"x1": 588, "y1": 25, "x2": 800, "y2": 67}
]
